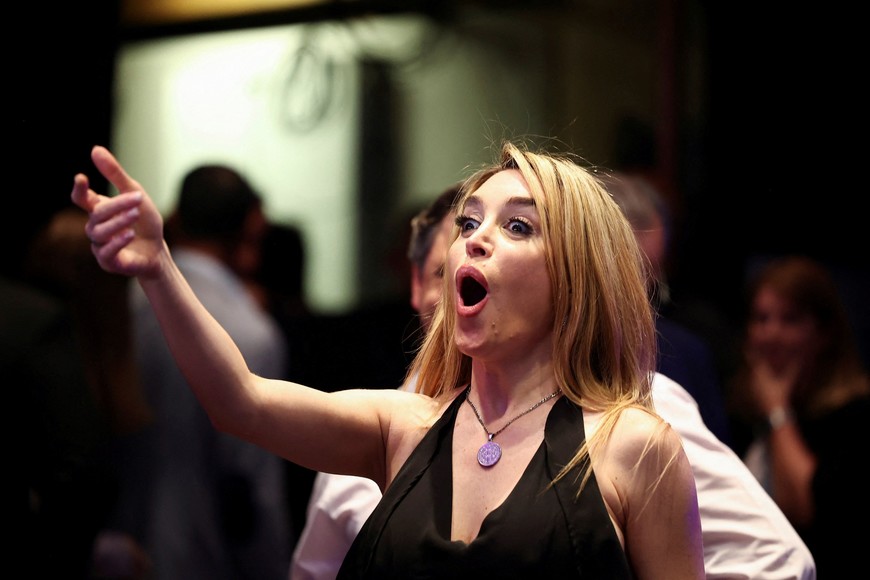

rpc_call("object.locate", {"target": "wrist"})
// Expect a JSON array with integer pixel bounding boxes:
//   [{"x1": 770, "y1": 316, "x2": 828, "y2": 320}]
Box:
[{"x1": 766, "y1": 406, "x2": 795, "y2": 431}]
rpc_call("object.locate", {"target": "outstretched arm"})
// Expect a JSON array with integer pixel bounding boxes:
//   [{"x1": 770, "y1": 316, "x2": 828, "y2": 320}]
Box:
[{"x1": 69, "y1": 146, "x2": 416, "y2": 485}]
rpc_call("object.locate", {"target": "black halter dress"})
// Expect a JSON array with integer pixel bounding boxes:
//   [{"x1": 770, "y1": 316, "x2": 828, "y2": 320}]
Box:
[{"x1": 337, "y1": 388, "x2": 634, "y2": 579}]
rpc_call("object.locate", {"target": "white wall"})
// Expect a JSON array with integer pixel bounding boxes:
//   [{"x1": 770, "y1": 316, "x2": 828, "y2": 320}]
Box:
[{"x1": 114, "y1": 22, "x2": 361, "y2": 311}]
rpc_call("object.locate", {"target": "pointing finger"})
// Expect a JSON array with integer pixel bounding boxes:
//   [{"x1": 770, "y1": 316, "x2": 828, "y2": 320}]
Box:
[{"x1": 91, "y1": 145, "x2": 144, "y2": 195}]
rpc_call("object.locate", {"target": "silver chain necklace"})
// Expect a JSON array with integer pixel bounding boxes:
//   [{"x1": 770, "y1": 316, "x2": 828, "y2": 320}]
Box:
[{"x1": 464, "y1": 385, "x2": 563, "y2": 467}]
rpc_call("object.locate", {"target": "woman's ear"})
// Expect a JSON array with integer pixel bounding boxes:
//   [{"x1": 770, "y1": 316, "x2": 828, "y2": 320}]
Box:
[{"x1": 410, "y1": 264, "x2": 423, "y2": 313}]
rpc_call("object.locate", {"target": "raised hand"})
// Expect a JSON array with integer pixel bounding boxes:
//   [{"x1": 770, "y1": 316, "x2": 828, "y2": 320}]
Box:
[
  {"x1": 745, "y1": 350, "x2": 801, "y2": 414},
  {"x1": 70, "y1": 146, "x2": 167, "y2": 279}
]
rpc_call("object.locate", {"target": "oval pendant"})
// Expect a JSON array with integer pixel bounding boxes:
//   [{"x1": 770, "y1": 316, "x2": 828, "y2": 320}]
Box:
[{"x1": 477, "y1": 440, "x2": 502, "y2": 467}]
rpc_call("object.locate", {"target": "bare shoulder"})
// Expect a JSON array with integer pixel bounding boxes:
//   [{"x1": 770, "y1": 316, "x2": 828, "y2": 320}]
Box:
[
  {"x1": 380, "y1": 387, "x2": 451, "y2": 431},
  {"x1": 589, "y1": 406, "x2": 685, "y2": 476},
  {"x1": 589, "y1": 406, "x2": 695, "y2": 533},
  {"x1": 383, "y1": 387, "x2": 464, "y2": 483},
  {"x1": 586, "y1": 407, "x2": 704, "y2": 576},
  {"x1": 615, "y1": 406, "x2": 678, "y2": 443}
]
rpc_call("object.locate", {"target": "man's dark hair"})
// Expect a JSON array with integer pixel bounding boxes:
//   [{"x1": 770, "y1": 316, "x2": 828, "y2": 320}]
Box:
[
  {"x1": 176, "y1": 165, "x2": 261, "y2": 242},
  {"x1": 407, "y1": 183, "x2": 462, "y2": 271}
]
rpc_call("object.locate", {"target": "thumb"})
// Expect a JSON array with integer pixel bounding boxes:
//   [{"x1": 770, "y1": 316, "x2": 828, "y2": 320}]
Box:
[{"x1": 70, "y1": 173, "x2": 99, "y2": 212}]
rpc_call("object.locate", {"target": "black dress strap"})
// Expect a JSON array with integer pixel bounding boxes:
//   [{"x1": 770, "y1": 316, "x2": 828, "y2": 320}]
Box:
[
  {"x1": 336, "y1": 387, "x2": 467, "y2": 579},
  {"x1": 545, "y1": 397, "x2": 634, "y2": 578}
]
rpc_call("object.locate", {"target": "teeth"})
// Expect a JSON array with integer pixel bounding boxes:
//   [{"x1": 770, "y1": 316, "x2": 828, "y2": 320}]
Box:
[{"x1": 461, "y1": 277, "x2": 487, "y2": 306}]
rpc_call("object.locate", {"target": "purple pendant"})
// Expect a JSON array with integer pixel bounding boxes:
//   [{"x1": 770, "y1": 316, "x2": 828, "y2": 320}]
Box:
[{"x1": 477, "y1": 440, "x2": 502, "y2": 467}]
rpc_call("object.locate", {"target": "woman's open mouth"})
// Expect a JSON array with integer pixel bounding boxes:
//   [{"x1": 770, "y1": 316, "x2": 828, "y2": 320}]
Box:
[{"x1": 456, "y1": 265, "x2": 489, "y2": 316}]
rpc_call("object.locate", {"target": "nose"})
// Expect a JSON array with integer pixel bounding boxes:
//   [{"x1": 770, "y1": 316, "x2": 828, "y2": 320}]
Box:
[
  {"x1": 465, "y1": 222, "x2": 492, "y2": 258},
  {"x1": 751, "y1": 316, "x2": 781, "y2": 344}
]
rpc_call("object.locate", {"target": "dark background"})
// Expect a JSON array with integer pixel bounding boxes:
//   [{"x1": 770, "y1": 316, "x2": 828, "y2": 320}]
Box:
[{"x1": 11, "y1": 2, "x2": 868, "y2": 570}]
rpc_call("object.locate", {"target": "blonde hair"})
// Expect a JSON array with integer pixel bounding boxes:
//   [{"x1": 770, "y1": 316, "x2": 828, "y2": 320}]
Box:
[{"x1": 408, "y1": 141, "x2": 659, "y2": 490}]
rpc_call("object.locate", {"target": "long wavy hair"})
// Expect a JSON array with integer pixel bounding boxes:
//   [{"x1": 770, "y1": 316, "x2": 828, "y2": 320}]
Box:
[{"x1": 407, "y1": 141, "x2": 658, "y2": 490}]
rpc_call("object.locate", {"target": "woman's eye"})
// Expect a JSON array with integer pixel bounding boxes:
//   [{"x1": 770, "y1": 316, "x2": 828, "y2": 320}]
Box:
[
  {"x1": 455, "y1": 215, "x2": 479, "y2": 231},
  {"x1": 506, "y1": 218, "x2": 532, "y2": 235}
]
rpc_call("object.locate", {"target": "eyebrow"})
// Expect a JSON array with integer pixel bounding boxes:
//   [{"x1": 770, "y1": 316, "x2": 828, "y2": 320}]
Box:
[{"x1": 464, "y1": 194, "x2": 537, "y2": 210}]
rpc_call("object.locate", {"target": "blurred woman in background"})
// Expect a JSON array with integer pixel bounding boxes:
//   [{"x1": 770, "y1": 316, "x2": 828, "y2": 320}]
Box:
[{"x1": 728, "y1": 255, "x2": 870, "y2": 578}]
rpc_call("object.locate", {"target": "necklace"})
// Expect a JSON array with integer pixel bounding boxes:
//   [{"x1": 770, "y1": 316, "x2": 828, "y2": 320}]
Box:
[{"x1": 464, "y1": 385, "x2": 562, "y2": 467}]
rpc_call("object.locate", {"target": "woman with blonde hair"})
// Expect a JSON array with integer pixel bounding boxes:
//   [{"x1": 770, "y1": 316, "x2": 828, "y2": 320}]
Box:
[{"x1": 72, "y1": 141, "x2": 703, "y2": 578}]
